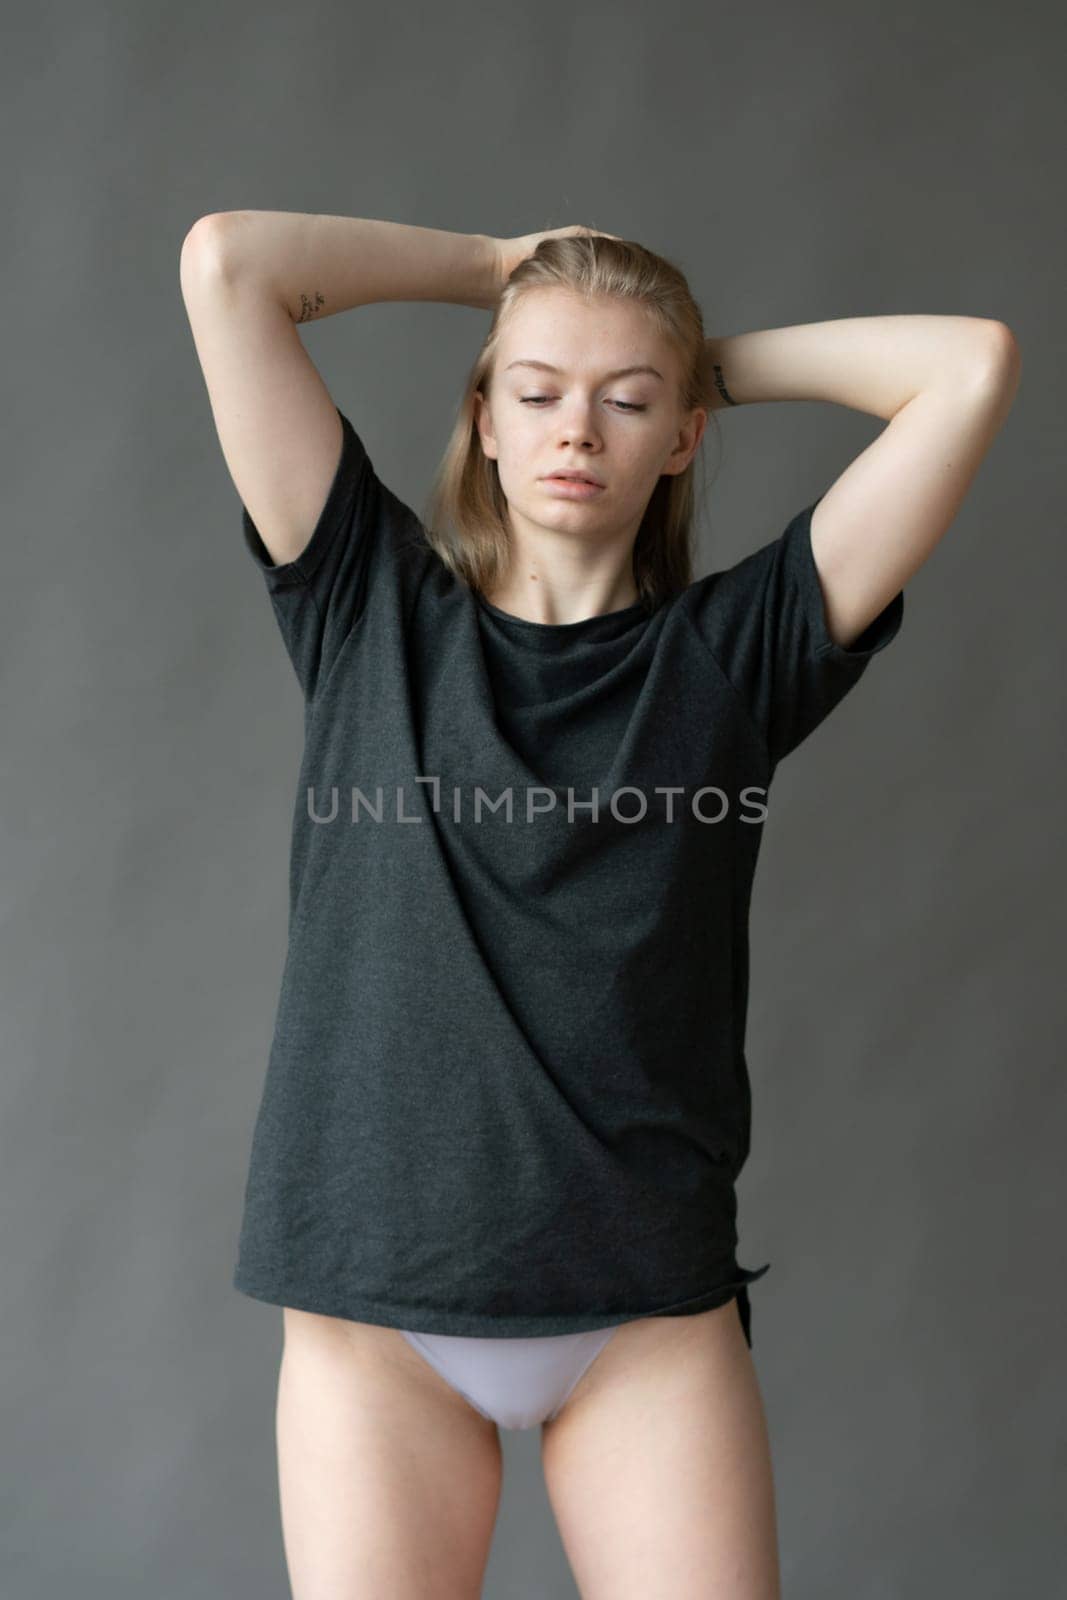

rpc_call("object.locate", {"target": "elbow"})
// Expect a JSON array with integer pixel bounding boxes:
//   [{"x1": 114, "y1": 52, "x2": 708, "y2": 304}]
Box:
[
  {"x1": 975, "y1": 319, "x2": 1022, "y2": 382},
  {"x1": 180, "y1": 214, "x2": 244, "y2": 286},
  {"x1": 181, "y1": 214, "x2": 222, "y2": 267},
  {"x1": 953, "y1": 321, "x2": 1022, "y2": 421}
]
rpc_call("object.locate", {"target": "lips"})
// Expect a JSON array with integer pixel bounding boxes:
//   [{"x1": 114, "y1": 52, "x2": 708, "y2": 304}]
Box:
[{"x1": 545, "y1": 471, "x2": 604, "y2": 487}]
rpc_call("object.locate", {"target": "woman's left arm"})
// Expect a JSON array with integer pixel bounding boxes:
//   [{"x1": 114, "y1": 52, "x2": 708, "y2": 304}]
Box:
[{"x1": 702, "y1": 315, "x2": 1022, "y2": 649}]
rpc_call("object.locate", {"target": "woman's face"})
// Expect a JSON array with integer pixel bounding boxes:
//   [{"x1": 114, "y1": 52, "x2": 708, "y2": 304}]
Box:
[{"x1": 474, "y1": 288, "x2": 706, "y2": 550}]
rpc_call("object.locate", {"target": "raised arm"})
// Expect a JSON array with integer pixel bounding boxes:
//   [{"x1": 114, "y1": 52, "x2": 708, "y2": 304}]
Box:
[
  {"x1": 700, "y1": 315, "x2": 1022, "y2": 648},
  {"x1": 178, "y1": 213, "x2": 499, "y2": 566}
]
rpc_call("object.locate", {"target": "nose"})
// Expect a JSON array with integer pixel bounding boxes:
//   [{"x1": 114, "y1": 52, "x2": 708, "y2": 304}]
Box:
[{"x1": 556, "y1": 400, "x2": 600, "y2": 451}]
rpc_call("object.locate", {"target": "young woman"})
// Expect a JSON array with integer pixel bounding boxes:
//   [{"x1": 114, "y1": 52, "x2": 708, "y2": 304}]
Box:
[{"x1": 180, "y1": 215, "x2": 1019, "y2": 1600}]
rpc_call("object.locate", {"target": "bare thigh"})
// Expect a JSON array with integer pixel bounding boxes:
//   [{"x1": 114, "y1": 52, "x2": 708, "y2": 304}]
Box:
[
  {"x1": 539, "y1": 1297, "x2": 780, "y2": 1600},
  {"x1": 276, "y1": 1307, "x2": 504, "y2": 1600}
]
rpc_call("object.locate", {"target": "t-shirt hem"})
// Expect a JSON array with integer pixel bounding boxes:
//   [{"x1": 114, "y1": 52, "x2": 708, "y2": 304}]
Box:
[{"x1": 232, "y1": 1260, "x2": 771, "y2": 1338}]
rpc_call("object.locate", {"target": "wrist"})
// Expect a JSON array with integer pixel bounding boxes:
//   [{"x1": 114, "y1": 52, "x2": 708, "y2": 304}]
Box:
[
  {"x1": 473, "y1": 234, "x2": 504, "y2": 312},
  {"x1": 702, "y1": 338, "x2": 741, "y2": 409}
]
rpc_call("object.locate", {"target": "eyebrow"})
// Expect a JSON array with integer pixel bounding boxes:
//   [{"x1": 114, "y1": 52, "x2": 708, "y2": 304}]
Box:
[{"x1": 504, "y1": 359, "x2": 665, "y2": 383}]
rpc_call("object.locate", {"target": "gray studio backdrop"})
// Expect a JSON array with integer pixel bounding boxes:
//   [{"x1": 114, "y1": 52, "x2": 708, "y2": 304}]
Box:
[{"x1": 4, "y1": 1, "x2": 1063, "y2": 1596}]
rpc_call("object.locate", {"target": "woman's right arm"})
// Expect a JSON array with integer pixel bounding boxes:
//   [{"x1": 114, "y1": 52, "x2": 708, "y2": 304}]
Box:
[
  {"x1": 179, "y1": 213, "x2": 499, "y2": 567},
  {"x1": 190, "y1": 211, "x2": 502, "y2": 321}
]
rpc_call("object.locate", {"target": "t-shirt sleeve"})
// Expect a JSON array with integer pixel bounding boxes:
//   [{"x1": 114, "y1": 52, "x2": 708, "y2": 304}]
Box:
[
  {"x1": 240, "y1": 407, "x2": 427, "y2": 703},
  {"x1": 689, "y1": 497, "x2": 905, "y2": 768}
]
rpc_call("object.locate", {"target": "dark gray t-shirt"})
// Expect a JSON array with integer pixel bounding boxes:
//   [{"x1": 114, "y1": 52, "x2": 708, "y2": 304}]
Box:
[{"x1": 232, "y1": 408, "x2": 904, "y2": 1342}]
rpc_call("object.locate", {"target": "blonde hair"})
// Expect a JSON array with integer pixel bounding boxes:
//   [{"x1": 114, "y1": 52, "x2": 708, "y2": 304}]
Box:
[{"x1": 420, "y1": 231, "x2": 719, "y2": 613}]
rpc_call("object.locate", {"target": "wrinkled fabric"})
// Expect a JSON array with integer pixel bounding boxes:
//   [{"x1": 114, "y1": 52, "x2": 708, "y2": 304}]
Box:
[{"x1": 231, "y1": 408, "x2": 903, "y2": 1338}]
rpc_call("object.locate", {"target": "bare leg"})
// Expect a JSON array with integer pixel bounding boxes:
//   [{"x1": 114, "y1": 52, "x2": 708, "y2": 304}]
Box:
[
  {"x1": 539, "y1": 1297, "x2": 781, "y2": 1599},
  {"x1": 276, "y1": 1307, "x2": 505, "y2": 1599}
]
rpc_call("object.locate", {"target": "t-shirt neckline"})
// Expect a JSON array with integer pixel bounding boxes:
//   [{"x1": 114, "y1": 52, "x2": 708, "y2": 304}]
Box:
[{"x1": 475, "y1": 592, "x2": 649, "y2": 633}]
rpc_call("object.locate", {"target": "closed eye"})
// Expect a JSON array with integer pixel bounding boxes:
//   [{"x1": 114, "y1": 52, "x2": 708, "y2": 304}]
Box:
[{"x1": 520, "y1": 396, "x2": 648, "y2": 413}]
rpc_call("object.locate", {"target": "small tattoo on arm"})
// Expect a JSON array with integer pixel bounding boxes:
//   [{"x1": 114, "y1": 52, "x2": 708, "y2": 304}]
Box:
[
  {"x1": 711, "y1": 362, "x2": 738, "y2": 406},
  {"x1": 296, "y1": 290, "x2": 326, "y2": 323}
]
